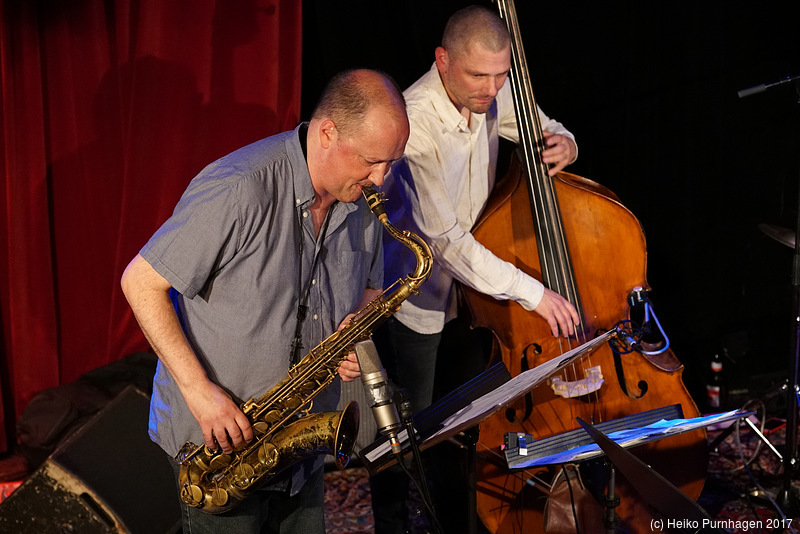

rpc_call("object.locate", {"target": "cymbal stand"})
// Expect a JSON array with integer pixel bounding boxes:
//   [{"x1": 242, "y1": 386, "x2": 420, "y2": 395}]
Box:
[
  {"x1": 779, "y1": 77, "x2": 800, "y2": 512},
  {"x1": 779, "y1": 162, "x2": 800, "y2": 512},
  {"x1": 740, "y1": 75, "x2": 800, "y2": 512}
]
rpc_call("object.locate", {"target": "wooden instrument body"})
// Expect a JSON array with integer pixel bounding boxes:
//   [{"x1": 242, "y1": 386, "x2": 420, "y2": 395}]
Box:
[{"x1": 467, "y1": 154, "x2": 707, "y2": 533}]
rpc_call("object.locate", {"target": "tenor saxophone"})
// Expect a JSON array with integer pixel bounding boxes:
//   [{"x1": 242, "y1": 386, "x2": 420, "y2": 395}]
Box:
[{"x1": 175, "y1": 186, "x2": 432, "y2": 513}]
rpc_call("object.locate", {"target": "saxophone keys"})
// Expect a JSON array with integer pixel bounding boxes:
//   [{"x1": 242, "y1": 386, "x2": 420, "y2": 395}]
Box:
[
  {"x1": 263, "y1": 409, "x2": 282, "y2": 423},
  {"x1": 253, "y1": 421, "x2": 270, "y2": 434},
  {"x1": 259, "y1": 442, "x2": 279, "y2": 470},
  {"x1": 180, "y1": 484, "x2": 205, "y2": 507},
  {"x1": 211, "y1": 487, "x2": 229, "y2": 507},
  {"x1": 209, "y1": 453, "x2": 232, "y2": 470},
  {"x1": 234, "y1": 463, "x2": 256, "y2": 487},
  {"x1": 312, "y1": 369, "x2": 331, "y2": 381},
  {"x1": 299, "y1": 382, "x2": 317, "y2": 393},
  {"x1": 175, "y1": 441, "x2": 199, "y2": 462}
]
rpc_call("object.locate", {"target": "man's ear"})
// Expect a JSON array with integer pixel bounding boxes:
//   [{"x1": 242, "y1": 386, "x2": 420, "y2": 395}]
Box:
[
  {"x1": 319, "y1": 118, "x2": 337, "y2": 149},
  {"x1": 435, "y1": 46, "x2": 449, "y2": 74}
]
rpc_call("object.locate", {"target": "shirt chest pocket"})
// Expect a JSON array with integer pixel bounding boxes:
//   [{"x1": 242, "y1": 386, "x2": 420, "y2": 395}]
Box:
[
  {"x1": 323, "y1": 250, "x2": 371, "y2": 319},
  {"x1": 334, "y1": 250, "x2": 371, "y2": 287}
]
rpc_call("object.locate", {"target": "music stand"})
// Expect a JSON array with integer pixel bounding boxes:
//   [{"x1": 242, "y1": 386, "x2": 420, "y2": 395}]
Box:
[
  {"x1": 504, "y1": 409, "x2": 748, "y2": 533},
  {"x1": 360, "y1": 329, "x2": 616, "y2": 473},
  {"x1": 505, "y1": 408, "x2": 749, "y2": 469},
  {"x1": 574, "y1": 417, "x2": 726, "y2": 533},
  {"x1": 359, "y1": 330, "x2": 616, "y2": 533}
]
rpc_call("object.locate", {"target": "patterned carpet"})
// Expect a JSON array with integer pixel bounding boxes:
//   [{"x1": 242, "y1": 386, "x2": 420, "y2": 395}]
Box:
[
  {"x1": 324, "y1": 466, "x2": 375, "y2": 533},
  {"x1": 325, "y1": 422, "x2": 800, "y2": 534},
  {"x1": 698, "y1": 421, "x2": 800, "y2": 533}
]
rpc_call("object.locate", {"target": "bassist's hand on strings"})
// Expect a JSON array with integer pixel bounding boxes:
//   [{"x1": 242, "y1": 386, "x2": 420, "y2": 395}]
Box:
[
  {"x1": 541, "y1": 131, "x2": 577, "y2": 176},
  {"x1": 533, "y1": 287, "x2": 580, "y2": 338}
]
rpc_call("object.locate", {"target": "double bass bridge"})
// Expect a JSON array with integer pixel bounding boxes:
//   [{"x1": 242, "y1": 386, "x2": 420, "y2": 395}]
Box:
[{"x1": 549, "y1": 365, "x2": 604, "y2": 399}]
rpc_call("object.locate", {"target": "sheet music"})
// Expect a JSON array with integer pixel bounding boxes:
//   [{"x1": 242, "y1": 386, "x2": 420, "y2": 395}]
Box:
[
  {"x1": 426, "y1": 332, "x2": 614, "y2": 442},
  {"x1": 362, "y1": 331, "x2": 613, "y2": 463}
]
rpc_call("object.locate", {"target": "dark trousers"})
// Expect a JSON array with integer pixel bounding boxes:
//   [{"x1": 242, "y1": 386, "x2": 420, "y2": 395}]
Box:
[
  {"x1": 168, "y1": 457, "x2": 324, "y2": 534},
  {"x1": 369, "y1": 314, "x2": 492, "y2": 534}
]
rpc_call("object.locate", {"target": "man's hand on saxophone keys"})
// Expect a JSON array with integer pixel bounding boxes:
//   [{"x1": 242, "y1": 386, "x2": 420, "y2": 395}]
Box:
[
  {"x1": 336, "y1": 313, "x2": 362, "y2": 383},
  {"x1": 338, "y1": 352, "x2": 361, "y2": 382},
  {"x1": 188, "y1": 380, "x2": 254, "y2": 454},
  {"x1": 335, "y1": 287, "x2": 383, "y2": 382}
]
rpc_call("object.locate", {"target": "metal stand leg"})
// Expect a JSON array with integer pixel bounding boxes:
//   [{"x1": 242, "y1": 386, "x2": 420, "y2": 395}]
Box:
[
  {"x1": 604, "y1": 464, "x2": 620, "y2": 534},
  {"x1": 778, "y1": 150, "x2": 800, "y2": 514}
]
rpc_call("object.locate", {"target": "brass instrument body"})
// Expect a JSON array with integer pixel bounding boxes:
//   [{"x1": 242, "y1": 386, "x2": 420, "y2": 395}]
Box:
[{"x1": 176, "y1": 187, "x2": 432, "y2": 514}]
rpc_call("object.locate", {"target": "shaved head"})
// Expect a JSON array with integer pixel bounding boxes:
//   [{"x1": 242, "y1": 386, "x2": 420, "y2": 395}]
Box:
[{"x1": 442, "y1": 5, "x2": 510, "y2": 59}]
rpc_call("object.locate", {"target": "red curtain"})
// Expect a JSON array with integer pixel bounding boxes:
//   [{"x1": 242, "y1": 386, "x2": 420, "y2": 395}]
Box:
[{"x1": 0, "y1": 0, "x2": 302, "y2": 453}]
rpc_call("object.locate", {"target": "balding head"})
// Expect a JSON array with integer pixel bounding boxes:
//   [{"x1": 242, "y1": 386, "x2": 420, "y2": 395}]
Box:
[
  {"x1": 306, "y1": 69, "x2": 409, "y2": 208},
  {"x1": 311, "y1": 69, "x2": 407, "y2": 141},
  {"x1": 442, "y1": 5, "x2": 510, "y2": 59}
]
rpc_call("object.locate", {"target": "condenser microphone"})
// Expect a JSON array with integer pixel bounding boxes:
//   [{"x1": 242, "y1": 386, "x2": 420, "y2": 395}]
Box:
[
  {"x1": 354, "y1": 339, "x2": 402, "y2": 454},
  {"x1": 737, "y1": 83, "x2": 766, "y2": 99},
  {"x1": 738, "y1": 74, "x2": 800, "y2": 99}
]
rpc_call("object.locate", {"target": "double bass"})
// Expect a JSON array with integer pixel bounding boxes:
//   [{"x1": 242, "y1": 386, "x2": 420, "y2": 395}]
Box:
[{"x1": 464, "y1": 1, "x2": 707, "y2": 532}]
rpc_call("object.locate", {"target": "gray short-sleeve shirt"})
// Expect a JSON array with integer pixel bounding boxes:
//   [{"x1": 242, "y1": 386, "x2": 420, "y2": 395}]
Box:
[{"x1": 140, "y1": 124, "x2": 383, "y2": 463}]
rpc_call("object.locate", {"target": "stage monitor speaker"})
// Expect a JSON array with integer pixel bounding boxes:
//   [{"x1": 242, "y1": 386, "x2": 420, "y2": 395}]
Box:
[{"x1": 0, "y1": 385, "x2": 180, "y2": 533}]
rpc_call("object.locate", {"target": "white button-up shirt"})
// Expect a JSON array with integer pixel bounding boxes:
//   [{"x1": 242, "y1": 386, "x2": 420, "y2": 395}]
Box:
[{"x1": 382, "y1": 63, "x2": 576, "y2": 334}]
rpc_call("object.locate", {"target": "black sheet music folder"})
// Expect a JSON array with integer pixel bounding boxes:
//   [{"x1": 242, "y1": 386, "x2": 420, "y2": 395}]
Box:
[{"x1": 359, "y1": 361, "x2": 511, "y2": 474}]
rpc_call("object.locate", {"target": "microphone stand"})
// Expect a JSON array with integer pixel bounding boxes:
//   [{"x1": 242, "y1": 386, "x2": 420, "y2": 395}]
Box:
[
  {"x1": 740, "y1": 75, "x2": 800, "y2": 512},
  {"x1": 394, "y1": 390, "x2": 444, "y2": 534},
  {"x1": 780, "y1": 153, "x2": 800, "y2": 512}
]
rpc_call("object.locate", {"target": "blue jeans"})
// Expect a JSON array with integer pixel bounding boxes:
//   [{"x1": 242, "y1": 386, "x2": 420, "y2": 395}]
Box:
[{"x1": 168, "y1": 457, "x2": 325, "y2": 534}]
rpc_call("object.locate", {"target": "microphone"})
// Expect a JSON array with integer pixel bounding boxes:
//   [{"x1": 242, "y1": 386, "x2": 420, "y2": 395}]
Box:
[
  {"x1": 737, "y1": 84, "x2": 766, "y2": 99},
  {"x1": 354, "y1": 339, "x2": 403, "y2": 454},
  {"x1": 737, "y1": 74, "x2": 800, "y2": 99}
]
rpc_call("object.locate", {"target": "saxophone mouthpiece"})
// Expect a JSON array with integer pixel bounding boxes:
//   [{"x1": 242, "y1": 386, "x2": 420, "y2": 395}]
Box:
[{"x1": 362, "y1": 186, "x2": 387, "y2": 220}]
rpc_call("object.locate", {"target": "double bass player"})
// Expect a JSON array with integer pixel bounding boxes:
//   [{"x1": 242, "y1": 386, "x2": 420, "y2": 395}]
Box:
[{"x1": 369, "y1": 6, "x2": 580, "y2": 533}]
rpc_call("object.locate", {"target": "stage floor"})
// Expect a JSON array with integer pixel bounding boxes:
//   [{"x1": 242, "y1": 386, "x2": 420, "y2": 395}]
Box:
[{"x1": 324, "y1": 422, "x2": 800, "y2": 534}]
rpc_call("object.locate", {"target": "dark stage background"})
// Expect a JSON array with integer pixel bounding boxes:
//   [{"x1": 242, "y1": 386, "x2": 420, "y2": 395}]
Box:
[{"x1": 303, "y1": 1, "x2": 800, "y2": 405}]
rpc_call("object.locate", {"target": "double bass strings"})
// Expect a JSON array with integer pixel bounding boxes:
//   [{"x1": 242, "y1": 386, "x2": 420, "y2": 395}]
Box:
[{"x1": 500, "y1": 0, "x2": 602, "y2": 429}]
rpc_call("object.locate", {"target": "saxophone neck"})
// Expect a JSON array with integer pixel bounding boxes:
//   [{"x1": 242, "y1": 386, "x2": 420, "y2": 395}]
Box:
[{"x1": 362, "y1": 186, "x2": 432, "y2": 290}]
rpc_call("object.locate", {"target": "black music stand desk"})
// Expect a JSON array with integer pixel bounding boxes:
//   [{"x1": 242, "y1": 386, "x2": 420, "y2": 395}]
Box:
[
  {"x1": 359, "y1": 330, "x2": 616, "y2": 473},
  {"x1": 504, "y1": 409, "x2": 751, "y2": 534}
]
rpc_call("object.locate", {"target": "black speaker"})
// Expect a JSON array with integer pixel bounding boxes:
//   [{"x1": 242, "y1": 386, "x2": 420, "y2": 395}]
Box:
[{"x1": 0, "y1": 386, "x2": 180, "y2": 533}]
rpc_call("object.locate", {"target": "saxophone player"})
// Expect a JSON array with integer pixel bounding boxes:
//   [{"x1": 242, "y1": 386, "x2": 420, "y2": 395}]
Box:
[{"x1": 121, "y1": 69, "x2": 409, "y2": 534}]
